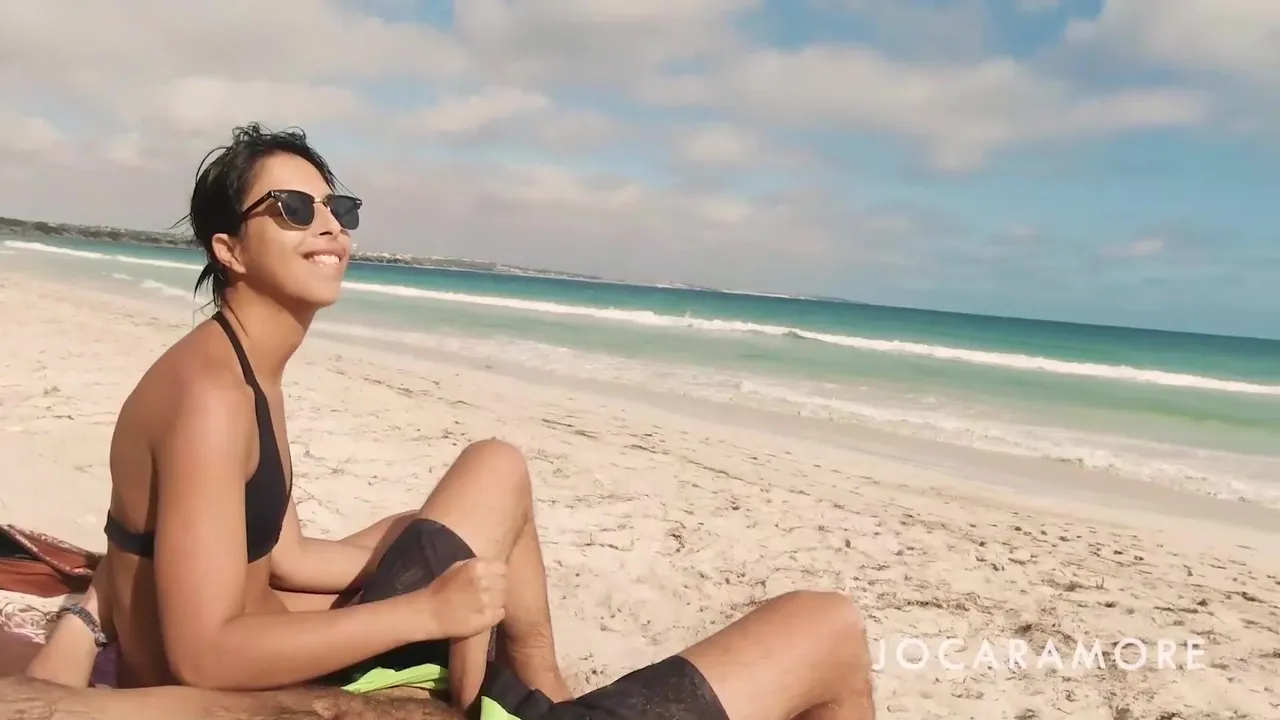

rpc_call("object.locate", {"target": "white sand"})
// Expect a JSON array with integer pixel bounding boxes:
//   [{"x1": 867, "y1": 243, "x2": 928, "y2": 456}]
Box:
[{"x1": 1, "y1": 269, "x2": 1278, "y2": 720}]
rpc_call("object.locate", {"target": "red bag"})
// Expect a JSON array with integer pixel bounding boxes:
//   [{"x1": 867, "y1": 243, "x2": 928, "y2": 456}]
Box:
[{"x1": 0, "y1": 525, "x2": 101, "y2": 598}]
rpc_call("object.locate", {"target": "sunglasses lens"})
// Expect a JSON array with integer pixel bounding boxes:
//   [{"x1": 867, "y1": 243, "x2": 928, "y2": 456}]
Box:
[
  {"x1": 328, "y1": 196, "x2": 361, "y2": 231},
  {"x1": 277, "y1": 191, "x2": 316, "y2": 227}
]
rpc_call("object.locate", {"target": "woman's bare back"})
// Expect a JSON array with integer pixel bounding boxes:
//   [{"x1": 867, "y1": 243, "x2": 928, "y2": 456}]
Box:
[{"x1": 103, "y1": 320, "x2": 292, "y2": 687}]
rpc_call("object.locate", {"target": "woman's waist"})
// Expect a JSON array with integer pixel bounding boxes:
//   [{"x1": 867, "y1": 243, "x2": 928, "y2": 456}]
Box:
[{"x1": 106, "y1": 561, "x2": 285, "y2": 678}]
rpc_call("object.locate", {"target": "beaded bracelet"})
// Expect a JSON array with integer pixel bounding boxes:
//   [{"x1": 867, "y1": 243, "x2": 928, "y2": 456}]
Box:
[{"x1": 52, "y1": 605, "x2": 110, "y2": 649}]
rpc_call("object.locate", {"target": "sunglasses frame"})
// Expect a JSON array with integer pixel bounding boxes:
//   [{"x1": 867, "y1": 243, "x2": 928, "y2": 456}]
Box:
[{"x1": 241, "y1": 189, "x2": 363, "y2": 231}]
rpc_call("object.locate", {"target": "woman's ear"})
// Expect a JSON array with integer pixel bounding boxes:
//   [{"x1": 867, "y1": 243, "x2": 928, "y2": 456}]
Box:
[{"x1": 210, "y1": 232, "x2": 245, "y2": 275}]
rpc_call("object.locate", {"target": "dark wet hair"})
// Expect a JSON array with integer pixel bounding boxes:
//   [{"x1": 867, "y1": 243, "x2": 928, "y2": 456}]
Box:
[{"x1": 180, "y1": 123, "x2": 342, "y2": 311}]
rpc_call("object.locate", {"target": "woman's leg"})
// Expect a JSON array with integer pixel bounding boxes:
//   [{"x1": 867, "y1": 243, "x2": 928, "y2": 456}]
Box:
[{"x1": 679, "y1": 590, "x2": 875, "y2": 720}]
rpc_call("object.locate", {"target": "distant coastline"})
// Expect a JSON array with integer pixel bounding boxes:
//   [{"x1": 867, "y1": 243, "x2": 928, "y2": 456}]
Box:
[
  {"x1": 0, "y1": 215, "x2": 606, "y2": 282},
  {"x1": 1, "y1": 214, "x2": 858, "y2": 303}
]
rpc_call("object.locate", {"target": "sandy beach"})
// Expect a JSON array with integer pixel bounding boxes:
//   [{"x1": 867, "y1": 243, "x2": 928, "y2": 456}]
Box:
[{"x1": 1, "y1": 267, "x2": 1278, "y2": 720}]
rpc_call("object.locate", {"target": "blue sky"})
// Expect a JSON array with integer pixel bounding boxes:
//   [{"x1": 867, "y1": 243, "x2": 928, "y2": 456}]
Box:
[{"x1": 1, "y1": 0, "x2": 1278, "y2": 337}]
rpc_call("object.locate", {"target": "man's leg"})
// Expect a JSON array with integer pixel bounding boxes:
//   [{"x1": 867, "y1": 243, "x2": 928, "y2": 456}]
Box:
[
  {"x1": 0, "y1": 675, "x2": 463, "y2": 720},
  {"x1": 274, "y1": 512, "x2": 419, "y2": 612},
  {"x1": 562, "y1": 590, "x2": 875, "y2": 720},
  {"x1": 339, "y1": 439, "x2": 570, "y2": 703},
  {"x1": 680, "y1": 590, "x2": 874, "y2": 720},
  {"x1": 2, "y1": 676, "x2": 245, "y2": 720}
]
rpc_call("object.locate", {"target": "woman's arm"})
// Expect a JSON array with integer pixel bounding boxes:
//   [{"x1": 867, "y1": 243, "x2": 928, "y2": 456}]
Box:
[
  {"x1": 150, "y1": 379, "x2": 445, "y2": 691},
  {"x1": 24, "y1": 573, "x2": 109, "y2": 687},
  {"x1": 268, "y1": 502, "x2": 378, "y2": 594}
]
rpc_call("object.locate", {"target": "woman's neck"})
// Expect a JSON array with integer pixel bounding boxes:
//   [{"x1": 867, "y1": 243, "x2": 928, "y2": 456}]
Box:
[{"x1": 217, "y1": 288, "x2": 315, "y2": 385}]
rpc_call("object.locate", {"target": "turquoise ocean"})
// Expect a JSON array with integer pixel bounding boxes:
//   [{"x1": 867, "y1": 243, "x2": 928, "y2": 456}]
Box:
[{"x1": 5, "y1": 235, "x2": 1279, "y2": 507}]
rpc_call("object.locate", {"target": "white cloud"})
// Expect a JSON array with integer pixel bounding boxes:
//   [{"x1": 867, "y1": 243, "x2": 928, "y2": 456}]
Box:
[
  {"x1": 1065, "y1": 0, "x2": 1280, "y2": 88},
  {"x1": 400, "y1": 87, "x2": 552, "y2": 136},
  {"x1": 1103, "y1": 236, "x2": 1167, "y2": 260},
  {"x1": 836, "y1": 0, "x2": 993, "y2": 61},
  {"x1": 328, "y1": 154, "x2": 908, "y2": 291},
  {"x1": 452, "y1": 0, "x2": 756, "y2": 84},
  {"x1": 0, "y1": 109, "x2": 908, "y2": 295},
  {"x1": 0, "y1": 112, "x2": 64, "y2": 156},
  {"x1": 674, "y1": 124, "x2": 760, "y2": 166},
  {"x1": 643, "y1": 45, "x2": 1207, "y2": 170},
  {"x1": 0, "y1": 1, "x2": 471, "y2": 105},
  {"x1": 516, "y1": 109, "x2": 625, "y2": 152},
  {"x1": 0, "y1": 0, "x2": 1265, "y2": 311},
  {"x1": 691, "y1": 194, "x2": 756, "y2": 225},
  {"x1": 1004, "y1": 224, "x2": 1040, "y2": 242},
  {"x1": 121, "y1": 77, "x2": 366, "y2": 140},
  {"x1": 492, "y1": 164, "x2": 646, "y2": 211},
  {"x1": 101, "y1": 133, "x2": 150, "y2": 169},
  {"x1": 0, "y1": 0, "x2": 1217, "y2": 175},
  {"x1": 394, "y1": 87, "x2": 625, "y2": 154}
]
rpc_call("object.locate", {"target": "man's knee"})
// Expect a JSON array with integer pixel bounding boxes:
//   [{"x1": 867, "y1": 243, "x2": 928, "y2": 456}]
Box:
[
  {"x1": 459, "y1": 438, "x2": 527, "y2": 470},
  {"x1": 778, "y1": 590, "x2": 866, "y2": 643},
  {"x1": 457, "y1": 438, "x2": 532, "y2": 493}
]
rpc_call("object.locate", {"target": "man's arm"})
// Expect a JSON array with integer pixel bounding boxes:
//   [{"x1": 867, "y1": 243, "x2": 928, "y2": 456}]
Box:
[
  {"x1": 0, "y1": 676, "x2": 467, "y2": 720},
  {"x1": 151, "y1": 379, "x2": 442, "y2": 690},
  {"x1": 268, "y1": 502, "x2": 378, "y2": 594}
]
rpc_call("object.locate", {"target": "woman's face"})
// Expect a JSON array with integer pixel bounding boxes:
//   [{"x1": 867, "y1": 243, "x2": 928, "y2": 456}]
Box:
[{"x1": 217, "y1": 152, "x2": 354, "y2": 310}]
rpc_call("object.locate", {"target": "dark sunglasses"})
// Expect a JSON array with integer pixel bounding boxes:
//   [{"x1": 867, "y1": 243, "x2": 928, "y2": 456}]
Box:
[{"x1": 242, "y1": 189, "x2": 362, "y2": 231}]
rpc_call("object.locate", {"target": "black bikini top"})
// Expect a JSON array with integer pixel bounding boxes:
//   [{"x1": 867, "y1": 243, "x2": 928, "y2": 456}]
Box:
[{"x1": 103, "y1": 311, "x2": 291, "y2": 563}]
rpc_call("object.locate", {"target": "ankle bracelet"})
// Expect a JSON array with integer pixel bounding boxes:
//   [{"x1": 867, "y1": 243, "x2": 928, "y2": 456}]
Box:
[{"x1": 52, "y1": 605, "x2": 109, "y2": 649}]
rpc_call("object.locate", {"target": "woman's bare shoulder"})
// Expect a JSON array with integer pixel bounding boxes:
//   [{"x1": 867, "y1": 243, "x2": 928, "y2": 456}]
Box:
[
  {"x1": 118, "y1": 323, "x2": 256, "y2": 445},
  {"x1": 108, "y1": 324, "x2": 258, "y2": 525}
]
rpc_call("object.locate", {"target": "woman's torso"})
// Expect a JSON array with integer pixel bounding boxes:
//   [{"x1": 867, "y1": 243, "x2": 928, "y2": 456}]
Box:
[{"x1": 102, "y1": 315, "x2": 294, "y2": 688}]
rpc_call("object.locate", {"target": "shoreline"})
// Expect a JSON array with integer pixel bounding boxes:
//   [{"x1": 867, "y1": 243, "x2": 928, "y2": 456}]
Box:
[
  {"x1": 10, "y1": 233, "x2": 1280, "y2": 344},
  {"x1": 10, "y1": 260, "x2": 1280, "y2": 539},
  {"x1": 3, "y1": 267, "x2": 1279, "y2": 718},
  {"x1": 8, "y1": 235, "x2": 1280, "y2": 513},
  {"x1": 331, "y1": 324, "x2": 1280, "y2": 542}
]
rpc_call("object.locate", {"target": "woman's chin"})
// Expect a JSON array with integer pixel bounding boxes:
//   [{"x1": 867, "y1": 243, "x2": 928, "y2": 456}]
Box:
[
  {"x1": 278, "y1": 283, "x2": 344, "y2": 312},
  {"x1": 306, "y1": 288, "x2": 344, "y2": 310}
]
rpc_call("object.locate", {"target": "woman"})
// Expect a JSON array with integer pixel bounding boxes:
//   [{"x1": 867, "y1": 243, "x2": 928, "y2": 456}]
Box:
[{"x1": 96, "y1": 123, "x2": 876, "y2": 720}]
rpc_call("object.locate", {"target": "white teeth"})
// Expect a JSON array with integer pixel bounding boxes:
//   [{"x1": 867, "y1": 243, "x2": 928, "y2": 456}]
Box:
[{"x1": 308, "y1": 253, "x2": 340, "y2": 266}]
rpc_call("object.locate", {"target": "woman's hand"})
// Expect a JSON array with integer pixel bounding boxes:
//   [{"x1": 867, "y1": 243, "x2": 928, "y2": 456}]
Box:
[{"x1": 412, "y1": 558, "x2": 507, "y2": 641}]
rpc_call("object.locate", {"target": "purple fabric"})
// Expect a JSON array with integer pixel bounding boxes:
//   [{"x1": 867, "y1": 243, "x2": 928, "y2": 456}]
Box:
[{"x1": 89, "y1": 643, "x2": 119, "y2": 688}]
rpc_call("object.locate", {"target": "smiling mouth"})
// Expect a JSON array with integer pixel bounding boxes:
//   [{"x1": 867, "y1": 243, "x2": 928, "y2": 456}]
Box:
[{"x1": 304, "y1": 251, "x2": 343, "y2": 267}]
